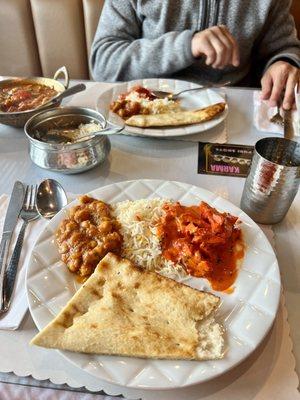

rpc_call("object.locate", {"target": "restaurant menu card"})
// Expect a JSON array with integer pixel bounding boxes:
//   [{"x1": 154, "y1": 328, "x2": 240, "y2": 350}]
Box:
[{"x1": 198, "y1": 143, "x2": 254, "y2": 177}]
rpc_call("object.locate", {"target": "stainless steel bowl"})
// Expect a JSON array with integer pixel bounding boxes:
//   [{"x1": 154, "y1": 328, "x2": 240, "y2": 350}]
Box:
[
  {"x1": 0, "y1": 66, "x2": 69, "y2": 128},
  {"x1": 24, "y1": 106, "x2": 111, "y2": 174}
]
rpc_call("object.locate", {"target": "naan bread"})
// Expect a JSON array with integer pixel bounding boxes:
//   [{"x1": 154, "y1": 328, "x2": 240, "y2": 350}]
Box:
[
  {"x1": 125, "y1": 102, "x2": 226, "y2": 127},
  {"x1": 31, "y1": 253, "x2": 223, "y2": 360}
]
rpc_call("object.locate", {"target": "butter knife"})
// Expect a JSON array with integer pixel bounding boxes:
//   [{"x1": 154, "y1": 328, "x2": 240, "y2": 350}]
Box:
[{"x1": 0, "y1": 181, "x2": 25, "y2": 311}]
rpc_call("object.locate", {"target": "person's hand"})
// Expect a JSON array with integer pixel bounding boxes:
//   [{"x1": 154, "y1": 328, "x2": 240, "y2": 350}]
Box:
[
  {"x1": 261, "y1": 61, "x2": 300, "y2": 110},
  {"x1": 191, "y1": 26, "x2": 240, "y2": 69}
]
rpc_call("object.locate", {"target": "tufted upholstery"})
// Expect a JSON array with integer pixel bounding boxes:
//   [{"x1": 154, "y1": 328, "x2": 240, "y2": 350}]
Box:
[
  {"x1": 30, "y1": 0, "x2": 89, "y2": 79},
  {"x1": 0, "y1": 0, "x2": 103, "y2": 79},
  {"x1": 0, "y1": 0, "x2": 42, "y2": 77},
  {"x1": 0, "y1": 0, "x2": 299, "y2": 79}
]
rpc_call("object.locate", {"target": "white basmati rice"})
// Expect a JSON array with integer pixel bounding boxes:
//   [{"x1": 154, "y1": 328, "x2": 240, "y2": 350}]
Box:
[
  {"x1": 125, "y1": 92, "x2": 181, "y2": 114},
  {"x1": 111, "y1": 198, "x2": 186, "y2": 279}
]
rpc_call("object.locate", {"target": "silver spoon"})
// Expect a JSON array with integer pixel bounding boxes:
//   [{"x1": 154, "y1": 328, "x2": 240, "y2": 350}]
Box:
[
  {"x1": 36, "y1": 179, "x2": 68, "y2": 219},
  {"x1": 36, "y1": 84, "x2": 86, "y2": 111},
  {"x1": 151, "y1": 81, "x2": 231, "y2": 100},
  {"x1": 39, "y1": 120, "x2": 125, "y2": 144},
  {"x1": 77, "y1": 120, "x2": 125, "y2": 140}
]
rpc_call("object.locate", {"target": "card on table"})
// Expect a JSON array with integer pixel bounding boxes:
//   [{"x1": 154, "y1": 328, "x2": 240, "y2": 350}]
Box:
[{"x1": 198, "y1": 143, "x2": 254, "y2": 177}]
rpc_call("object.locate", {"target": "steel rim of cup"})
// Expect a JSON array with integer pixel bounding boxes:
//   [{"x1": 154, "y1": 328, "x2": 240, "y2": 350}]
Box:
[{"x1": 254, "y1": 137, "x2": 300, "y2": 169}]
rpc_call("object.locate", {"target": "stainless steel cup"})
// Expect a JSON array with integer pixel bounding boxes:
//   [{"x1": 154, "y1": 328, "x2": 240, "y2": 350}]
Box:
[{"x1": 240, "y1": 137, "x2": 300, "y2": 224}]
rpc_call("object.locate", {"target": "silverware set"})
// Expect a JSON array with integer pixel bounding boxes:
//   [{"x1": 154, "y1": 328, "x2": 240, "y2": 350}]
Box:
[
  {"x1": 0, "y1": 181, "x2": 25, "y2": 313},
  {"x1": 1, "y1": 185, "x2": 39, "y2": 313},
  {"x1": 0, "y1": 179, "x2": 67, "y2": 314}
]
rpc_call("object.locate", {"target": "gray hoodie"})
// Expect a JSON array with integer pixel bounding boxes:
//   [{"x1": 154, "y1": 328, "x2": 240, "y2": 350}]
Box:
[{"x1": 90, "y1": 0, "x2": 300, "y2": 84}]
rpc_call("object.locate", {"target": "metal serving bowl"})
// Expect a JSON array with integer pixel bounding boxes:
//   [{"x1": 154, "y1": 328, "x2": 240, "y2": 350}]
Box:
[
  {"x1": 0, "y1": 66, "x2": 69, "y2": 128},
  {"x1": 24, "y1": 106, "x2": 111, "y2": 174}
]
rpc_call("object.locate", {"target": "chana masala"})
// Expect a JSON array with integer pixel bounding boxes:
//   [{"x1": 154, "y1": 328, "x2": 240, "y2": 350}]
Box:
[
  {"x1": 110, "y1": 86, "x2": 157, "y2": 118},
  {"x1": 0, "y1": 82, "x2": 58, "y2": 112},
  {"x1": 56, "y1": 196, "x2": 123, "y2": 279},
  {"x1": 110, "y1": 85, "x2": 180, "y2": 119},
  {"x1": 157, "y1": 201, "x2": 245, "y2": 291}
]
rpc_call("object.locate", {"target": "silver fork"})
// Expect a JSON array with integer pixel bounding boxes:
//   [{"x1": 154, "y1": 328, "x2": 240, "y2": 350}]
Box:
[
  {"x1": 270, "y1": 103, "x2": 284, "y2": 127},
  {"x1": 151, "y1": 81, "x2": 232, "y2": 100},
  {"x1": 0, "y1": 185, "x2": 39, "y2": 313}
]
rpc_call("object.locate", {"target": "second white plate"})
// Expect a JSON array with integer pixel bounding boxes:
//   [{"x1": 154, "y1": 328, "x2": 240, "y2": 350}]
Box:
[{"x1": 96, "y1": 78, "x2": 228, "y2": 137}]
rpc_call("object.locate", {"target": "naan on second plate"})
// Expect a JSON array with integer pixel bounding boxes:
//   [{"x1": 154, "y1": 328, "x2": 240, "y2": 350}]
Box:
[{"x1": 125, "y1": 102, "x2": 226, "y2": 127}]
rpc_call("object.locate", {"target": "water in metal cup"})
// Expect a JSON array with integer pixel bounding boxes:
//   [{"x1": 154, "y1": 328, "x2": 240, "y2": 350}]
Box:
[{"x1": 240, "y1": 137, "x2": 300, "y2": 224}]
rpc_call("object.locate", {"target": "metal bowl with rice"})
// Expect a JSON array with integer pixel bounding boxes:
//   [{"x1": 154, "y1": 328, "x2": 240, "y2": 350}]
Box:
[{"x1": 24, "y1": 106, "x2": 112, "y2": 174}]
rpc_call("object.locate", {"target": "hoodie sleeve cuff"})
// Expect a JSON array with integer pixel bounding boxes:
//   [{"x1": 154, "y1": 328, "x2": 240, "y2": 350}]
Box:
[
  {"x1": 179, "y1": 30, "x2": 197, "y2": 66},
  {"x1": 264, "y1": 52, "x2": 300, "y2": 71}
]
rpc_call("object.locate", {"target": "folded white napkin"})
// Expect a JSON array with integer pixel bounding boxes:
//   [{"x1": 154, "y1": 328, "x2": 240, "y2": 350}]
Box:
[
  {"x1": 253, "y1": 91, "x2": 300, "y2": 136},
  {"x1": 0, "y1": 195, "x2": 47, "y2": 330}
]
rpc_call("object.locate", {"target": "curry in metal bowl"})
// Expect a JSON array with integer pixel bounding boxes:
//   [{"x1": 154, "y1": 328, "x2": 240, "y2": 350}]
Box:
[
  {"x1": 0, "y1": 82, "x2": 58, "y2": 113},
  {"x1": 0, "y1": 66, "x2": 69, "y2": 127}
]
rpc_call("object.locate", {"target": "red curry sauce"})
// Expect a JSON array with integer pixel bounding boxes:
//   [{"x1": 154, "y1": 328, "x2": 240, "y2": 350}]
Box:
[
  {"x1": 157, "y1": 201, "x2": 245, "y2": 291},
  {"x1": 0, "y1": 83, "x2": 57, "y2": 112},
  {"x1": 110, "y1": 86, "x2": 157, "y2": 118}
]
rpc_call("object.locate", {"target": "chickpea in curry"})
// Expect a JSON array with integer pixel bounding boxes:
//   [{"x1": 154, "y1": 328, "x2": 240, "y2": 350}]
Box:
[{"x1": 56, "y1": 195, "x2": 123, "y2": 279}]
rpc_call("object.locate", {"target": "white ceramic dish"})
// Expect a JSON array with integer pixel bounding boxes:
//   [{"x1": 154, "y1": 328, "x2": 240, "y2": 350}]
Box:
[
  {"x1": 96, "y1": 79, "x2": 228, "y2": 137},
  {"x1": 26, "y1": 179, "x2": 281, "y2": 390}
]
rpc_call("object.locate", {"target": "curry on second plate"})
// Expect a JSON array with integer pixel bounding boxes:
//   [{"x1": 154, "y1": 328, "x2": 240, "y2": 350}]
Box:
[{"x1": 110, "y1": 85, "x2": 226, "y2": 128}]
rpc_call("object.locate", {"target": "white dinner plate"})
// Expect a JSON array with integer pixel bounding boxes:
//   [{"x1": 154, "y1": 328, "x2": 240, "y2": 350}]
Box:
[
  {"x1": 26, "y1": 179, "x2": 281, "y2": 390},
  {"x1": 96, "y1": 78, "x2": 228, "y2": 137}
]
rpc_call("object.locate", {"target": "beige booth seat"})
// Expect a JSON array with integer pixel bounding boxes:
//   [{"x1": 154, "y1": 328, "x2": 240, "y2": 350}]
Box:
[
  {"x1": 0, "y1": 0, "x2": 299, "y2": 79},
  {"x1": 0, "y1": 0, "x2": 42, "y2": 77},
  {"x1": 0, "y1": 0, "x2": 103, "y2": 79}
]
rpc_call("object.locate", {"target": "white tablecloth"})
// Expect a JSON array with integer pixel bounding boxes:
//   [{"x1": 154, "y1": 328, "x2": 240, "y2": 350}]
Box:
[{"x1": 0, "y1": 82, "x2": 299, "y2": 399}]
